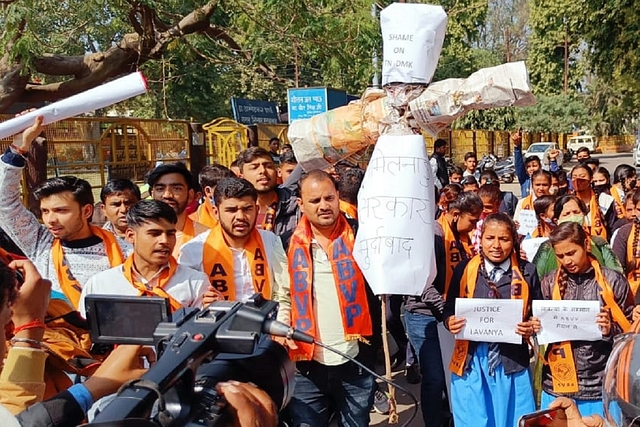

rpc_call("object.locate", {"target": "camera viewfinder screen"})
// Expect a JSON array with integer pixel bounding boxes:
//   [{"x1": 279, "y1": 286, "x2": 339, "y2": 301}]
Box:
[{"x1": 90, "y1": 297, "x2": 168, "y2": 344}]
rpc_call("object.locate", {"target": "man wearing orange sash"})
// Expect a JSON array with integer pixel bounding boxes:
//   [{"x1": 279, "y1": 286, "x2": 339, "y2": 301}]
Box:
[
  {"x1": 78, "y1": 200, "x2": 212, "y2": 317},
  {"x1": 188, "y1": 164, "x2": 235, "y2": 229},
  {"x1": 99, "y1": 179, "x2": 141, "y2": 248},
  {"x1": 0, "y1": 116, "x2": 129, "y2": 309},
  {"x1": 274, "y1": 170, "x2": 379, "y2": 427},
  {"x1": 237, "y1": 147, "x2": 300, "y2": 236},
  {"x1": 147, "y1": 162, "x2": 208, "y2": 259},
  {"x1": 179, "y1": 177, "x2": 289, "y2": 302}
]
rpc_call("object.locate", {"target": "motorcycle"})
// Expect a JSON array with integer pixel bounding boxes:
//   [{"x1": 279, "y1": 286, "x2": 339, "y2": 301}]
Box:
[{"x1": 477, "y1": 153, "x2": 515, "y2": 183}]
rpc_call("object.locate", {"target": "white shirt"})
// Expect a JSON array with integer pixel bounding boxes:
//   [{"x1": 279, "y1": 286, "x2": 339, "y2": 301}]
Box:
[
  {"x1": 78, "y1": 262, "x2": 210, "y2": 317},
  {"x1": 178, "y1": 228, "x2": 290, "y2": 301},
  {"x1": 484, "y1": 257, "x2": 511, "y2": 282}
]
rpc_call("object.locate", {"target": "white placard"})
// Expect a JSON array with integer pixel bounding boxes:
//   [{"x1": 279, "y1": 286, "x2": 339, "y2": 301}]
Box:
[
  {"x1": 517, "y1": 209, "x2": 538, "y2": 236},
  {"x1": 521, "y1": 237, "x2": 549, "y2": 262},
  {"x1": 0, "y1": 72, "x2": 148, "y2": 140},
  {"x1": 380, "y1": 3, "x2": 447, "y2": 86},
  {"x1": 532, "y1": 300, "x2": 602, "y2": 345},
  {"x1": 353, "y1": 134, "x2": 436, "y2": 296},
  {"x1": 455, "y1": 298, "x2": 524, "y2": 344},
  {"x1": 437, "y1": 322, "x2": 454, "y2": 411}
]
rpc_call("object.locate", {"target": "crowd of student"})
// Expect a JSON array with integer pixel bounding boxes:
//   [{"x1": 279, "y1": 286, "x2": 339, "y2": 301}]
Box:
[{"x1": 0, "y1": 115, "x2": 638, "y2": 427}]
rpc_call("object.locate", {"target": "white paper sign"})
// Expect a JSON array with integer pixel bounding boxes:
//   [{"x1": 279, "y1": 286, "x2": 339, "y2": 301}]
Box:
[
  {"x1": 0, "y1": 72, "x2": 148, "y2": 140},
  {"x1": 353, "y1": 134, "x2": 436, "y2": 296},
  {"x1": 532, "y1": 300, "x2": 602, "y2": 345},
  {"x1": 455, "y1": 298, "x2": 524, "y2": 344},
  {"x1": 517, "y1": 209, "x2": 538, "y2": 236},
  {"x1": 437, "y1": 322, "x2": 454, "y2": 411},
  {"x1": 380, "y1": 3, "x2": 447, "y2": 85},
  {"x1": 521, "y1": 237, "x2": 549, "y2": 262}
]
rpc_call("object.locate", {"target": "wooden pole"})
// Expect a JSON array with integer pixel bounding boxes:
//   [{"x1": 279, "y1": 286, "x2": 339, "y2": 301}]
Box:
[{"x1": 381, "y1": 296, "x2": 399, "y2": 423}]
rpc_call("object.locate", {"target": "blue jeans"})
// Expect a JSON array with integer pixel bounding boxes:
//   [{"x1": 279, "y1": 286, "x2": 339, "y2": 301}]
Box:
[
  {"x1": 404, "y1": 311, "x2": 447, "y2": 427},
  {"x1": 286, "y1": 360, "x2": 375, "y2": 427}
]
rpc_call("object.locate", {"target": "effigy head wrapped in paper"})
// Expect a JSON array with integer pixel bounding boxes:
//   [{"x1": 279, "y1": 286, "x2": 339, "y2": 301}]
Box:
[{"x1": 380, "y1": 3, "x2": 447, "y2": 87}]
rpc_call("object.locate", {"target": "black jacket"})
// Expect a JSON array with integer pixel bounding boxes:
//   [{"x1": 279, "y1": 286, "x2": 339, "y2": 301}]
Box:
[
  {"x1": 273, "y1": 185, "x2": 301, "y2": 237},
  {"x1": 15, "y1": 390, "x2": 85, "y2": 427},
  {"x1": 432, "y1": 152, "x2": 449, "y2": 188},
  {"x1": 443, "y1": 257, "x2": 542, "y2": 375}
]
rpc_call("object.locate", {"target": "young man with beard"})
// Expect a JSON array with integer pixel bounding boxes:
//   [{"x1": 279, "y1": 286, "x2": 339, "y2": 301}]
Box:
[
  {"x1": 78, "y1": 200, "x2": 212, "y2": 316},
  {"x1": 179, "y1": 177, "x2": 289, "y2": 302},
  {"x1": 237, "y1": 147, "x2": 300, "y2": 236},
  {"x1": 147, "y1": 162, "x2": 208, "y2": 258},
  {"x1": 189, "y1": 164, "x2": 235, "y2": 228},
  {"x1": 274, "y1": 170, "x2": 380, "y2": 427},
  {"x1": 99, "y1": 179, "x2": 140, "y2": 248},
  {"x1": 0, "y1": 116, "x2": 127, "y2": 309}
]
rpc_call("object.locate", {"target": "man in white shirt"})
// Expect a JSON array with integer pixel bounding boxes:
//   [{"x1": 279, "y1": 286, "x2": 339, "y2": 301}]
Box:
[
  {"x1": 274, "y1": 170, "x2": 378, "y2": 427},
  {"x1": 179, "y1": 177, "x2": 289, "y2": 303},
  {"x1": 79, "y1": 200, "x2": 213, "y2": 317}
]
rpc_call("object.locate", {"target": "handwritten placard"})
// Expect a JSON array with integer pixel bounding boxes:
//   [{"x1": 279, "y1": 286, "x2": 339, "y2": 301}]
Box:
[
  {"x1": 455, "y1": 298, "x2": 524, "y2": 344},
  {"x1": 532, "y1": 300, "x2": 602, "y2": 345},
  {"x1": 380, "y1": 3, "x2": 447, "y2": 85},
  {"x1": 521, "y1": 237, "x2": 548, "y2": 262},
  {"x1": 353, "y1": 134, "x2": 436, "y2": 296},
  {"x1": 517, "y1": 209, "x2": 538, "y2": 236}
]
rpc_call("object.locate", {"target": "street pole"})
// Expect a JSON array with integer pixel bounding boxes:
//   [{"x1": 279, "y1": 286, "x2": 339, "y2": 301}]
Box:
[{"x1": 564, "y1": 22, "x2": 568, "y2": 94}]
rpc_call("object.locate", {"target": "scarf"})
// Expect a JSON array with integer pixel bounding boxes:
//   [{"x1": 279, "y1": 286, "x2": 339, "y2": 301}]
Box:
[
  {"x1": 51, "y1": 225, "x2": 124, "y2": 309},
  {"x1": 449, "y1": 254, "x2": 529, "y2": 376},
  {"x1": 626, "y1": 222, "x2": 640, "y2": 297},
  {"x1": 189, "y1": 198, "x2": 218, "y2": 229},
  {"x1": 586, "y1": 190, "x2": 607, "y2": 239},
  {"x1": 521, "y1": 195, "x2": 534, "y2": 211},
  {"x1": 179, "y1": 217, "x2": 197, "y2": 248},
  {"x1": 438, "y1": 215, "x2": 470, "y2": 299},
  {"x1": 121, "y1": 255, "x2": 182, "y2": 312},
  {"x1": 339, "y1": 200, "x2": 358, "y2": 220},
  {"x1": 547, "y1": 258, "x2": 631, "y2": 394},
  {"x1": 610, "y1": 186, "x2": 626, "y2": 219},
  {"x1": 288, "y1": 215, "x2": 372, "y2": 361},
  {"x1": 259, "y1": 199, "x2": 278, "y2": 232},
  {"x1": 532, "y1": 220, "x2": 553, "y2": 238},
  {"x1": 202, "y1": 224, "x2": 271, "y2": 301}
]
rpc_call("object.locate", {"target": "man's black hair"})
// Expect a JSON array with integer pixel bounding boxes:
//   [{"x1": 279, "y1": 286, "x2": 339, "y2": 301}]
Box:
[
  {"x1": 147, "y1": 162, "x2": 195, "y2": 190},
  {"x1": 583, "y1": 158, "x2": 600, "y2": 168},
  {"x1": 213, "y1": 177, "x2": 258, "y2": 206},
  {"x1": 523, "y1": 156, "x2": 541, "y2": 167},
  {"x1": 269, "y1": 137, "x2": 280, "y2": 144},
  {"x1": 126, "y1": 199, "x2": 178, "y2": 228},
  {"x1": 280, "y1": 150, "x2": 297, "y2": 165},
  {"x1": 434, "y1": 139, "x2": 447, "y2": 149},
  {"x1": 100, "y1": 179, "x2": 142, "y2": 203},
  {"x1": 236, "y1": 147, "x2": 274, "y2": 172},
  {"x1": 0, "y1": 259, "x2": 18, "y2": 309},
  {"x1": 198, "y1": 164, "x2": 235, "y2": 189},
  {"x1": 464, "y1": 152, "x2": 477, "y2": 161},
  {"x1": 576, "y1": 146, "x2": 591, "y2": 156},
  {"x1": 338, "y1": 168, "x2": 364, "y2": 205},
  {"x1": 300, "y1": 170, "x2": 338, "y2": 192},
  {"x1": 34, "y1": 176, "x2": 94, "y2": 207}
]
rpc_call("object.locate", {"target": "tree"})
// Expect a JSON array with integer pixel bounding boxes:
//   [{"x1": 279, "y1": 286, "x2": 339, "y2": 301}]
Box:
[{"x1": 514, "y1": 93, "x2": 589, "y2": 133}]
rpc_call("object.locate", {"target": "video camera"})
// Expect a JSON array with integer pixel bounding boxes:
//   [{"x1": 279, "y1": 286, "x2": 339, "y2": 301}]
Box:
[{"x1": 82, "y1": 293, "x2": 309, "y2": 426}]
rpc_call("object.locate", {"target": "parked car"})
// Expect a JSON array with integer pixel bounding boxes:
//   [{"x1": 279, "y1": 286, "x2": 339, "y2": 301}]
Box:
[
  {"x1": 634, "y1": 140, "x2": 640, "y2": 167},
  {"x1": 567, "y1": 135, "x2": 597, "y2": 156},
  {"x1": 524, "y1": 142, "x2": 564, "y2": 169}
]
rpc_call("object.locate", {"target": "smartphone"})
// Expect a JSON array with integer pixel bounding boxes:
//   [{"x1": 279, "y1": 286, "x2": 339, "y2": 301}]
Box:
[{"x1": 518, "y1": 408, "x2": 566, "y2": 427}]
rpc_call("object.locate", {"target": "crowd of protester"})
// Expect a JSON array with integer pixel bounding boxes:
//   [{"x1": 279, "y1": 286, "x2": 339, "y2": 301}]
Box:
[{"x1": 0, "y1": 115, "x2": 639, "y2": 427}]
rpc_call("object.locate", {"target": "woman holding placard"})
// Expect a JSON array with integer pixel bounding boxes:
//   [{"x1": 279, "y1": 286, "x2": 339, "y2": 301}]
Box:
[
  {"x1": 514, "y1": 170, "x2": 553, "y2": 236},
  {"x1": 443, "y1": 213, "x2": 541, "y2": 427},
  {"x1": 571, "y1": 164, "x2": 615, "y2": 240},
  {"x1": 531, "y1": 221, "x2": 633, "y2": 418}
]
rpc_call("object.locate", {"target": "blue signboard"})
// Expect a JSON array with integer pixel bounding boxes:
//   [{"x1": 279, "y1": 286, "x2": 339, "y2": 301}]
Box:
[
  {"x1": 287, "y1": 87, "x2": 350, "y2": 122},
  {"x1": 230, "y1": 97, "x2": 279, "y2": 125}
]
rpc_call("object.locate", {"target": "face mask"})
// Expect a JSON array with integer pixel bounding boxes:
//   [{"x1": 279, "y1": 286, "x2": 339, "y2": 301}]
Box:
[
  {"x1": 558, "y1": 214, "x2": 585, "y2": 226},
  {"x1": 549, "y1": 185, "x2": 558, "y2": 195},
  {"x1": 592, "y1": 183, "x2": 609, "y2": 194},
  {"x1": 544, "y1": 217, "x2": 555, "y2": 226}
]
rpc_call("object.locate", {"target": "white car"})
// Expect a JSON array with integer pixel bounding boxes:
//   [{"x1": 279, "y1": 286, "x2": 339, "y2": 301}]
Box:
[
  {"x1": 567, "y1": 135, "x2": 597, "y2": 155},
  {"x1": 524, "y1": 142, "x2": 564, "y2": 168}
]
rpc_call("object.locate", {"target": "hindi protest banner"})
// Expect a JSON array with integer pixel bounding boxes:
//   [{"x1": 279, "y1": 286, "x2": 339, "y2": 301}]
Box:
[
  {"x1": 455, "y1": 298, "x2": 524, "y2": 344},
  {"x1": 521, "y1": 237, "x2": 548, "y2": 262},
  {"x1": 380, "y1": 3, "x2": 447, "y2": 86},
  {"x1": 0, "y1": 72, "x2": 148, "y2": 140},
  {"x1": 517, "y1": 209, "x2": 539, "y2": 236},
  {"x1": 532, "y1": 300, "x2": 602, "y2": 345},
  {"x1": 352, "y1": 134, "x2": 436, "y2": 296}
]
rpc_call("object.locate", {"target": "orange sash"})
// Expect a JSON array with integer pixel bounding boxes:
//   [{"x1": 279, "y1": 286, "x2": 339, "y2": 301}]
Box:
[
  {"x1": 121, "y1": 255, "x2": 182, "y2": 312},
  {"x1": 288, "y1": 215, "x2": 372, "y2": 361},
  {"x1": 626, "y1": 223, "x2": 640, "y2": 297},
  {"x1": 449, "y1": 254, "x2": 529, "y2": 376},
  {"x1": 438, "y1": 215, "x2": 470, "y2": 298},
  {"x1": 179, "y1": 217, "x2": 197, "y2": 247},
  {"x1": 51, "y1": 225, "x2": 124, "y2": 309},
  {"x1": 202, "y1": 224, "x2": 271, "y2": 301},
  {"x1": 610, "y1": 186, "x2": 626, "y2": 219},
  {"x1": 587, "y1": 191, "x2": 607, "y2": 239},
  {"x1": 339, "y1": 200, "x2": 358, "y2": 220},
  {"x1": 189, "y1": 198, "x2": 218, "y2": 229},
  {"x1": 547, "y1": 258, "x2": 631, "y2": 393},
  {"x1": 521, "y1": 195, "x2": 534, "y2": 211},
  {"x1": 532, "y1": 220, "x2": 553, "y2": 238},
  {"x1": 259, "y1": 198, "x2": 278, "y2": 231}
]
